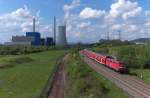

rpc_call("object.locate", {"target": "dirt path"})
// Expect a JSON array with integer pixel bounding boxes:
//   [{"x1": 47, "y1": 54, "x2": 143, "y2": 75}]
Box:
[
  {"x1": 48, "y1": 55, "x2": 69, "y2": 98},
  {"x1": 83, "y1": 56, "x2": 150, "y2": 98}
]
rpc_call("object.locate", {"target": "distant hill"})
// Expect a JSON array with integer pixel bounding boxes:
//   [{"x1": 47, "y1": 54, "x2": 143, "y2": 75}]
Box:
[{"x1": 131, "y1": 38, "x2": 150, "y2": 43}]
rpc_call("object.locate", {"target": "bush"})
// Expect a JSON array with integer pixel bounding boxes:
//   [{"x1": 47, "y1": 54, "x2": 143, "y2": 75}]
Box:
[
  {"x1": 9, "y1": 57, "x2": 34, "y2": 64},
  {"x1": 0, "y1": 56, "x2": 34, "y2": 68}
]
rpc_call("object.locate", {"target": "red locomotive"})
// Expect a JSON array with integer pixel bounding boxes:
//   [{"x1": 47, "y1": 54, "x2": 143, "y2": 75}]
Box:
[{"x1": 80, "y1": 49, "x2": 127, "y2": 73}]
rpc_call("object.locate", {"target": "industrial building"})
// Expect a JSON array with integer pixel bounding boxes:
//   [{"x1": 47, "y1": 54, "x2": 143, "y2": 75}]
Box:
[
  {"x1": 40, "y1": 37, "x2": 54, "y2": 46},
  {"x1": 46, "y1": 37, "x2": 54, "y2": 46},
  {"x1": 40, "y1": 38, "x2": 45, "y2": 46},
  {"x1": 12, "y1": 36, "x2": 32, "y2": 42},
  {"x1": 5, "y1": 36, "x2": 32, "y2": 45},
  {"x1": 56, "y1": 25, "x2": 67, "y2": 46},
  {"x1": 5, "y1": 34, "x2": 54, "y2": 46},
  {"x1": 26, "y1": 32, "x2": 41, "y2": 45}
]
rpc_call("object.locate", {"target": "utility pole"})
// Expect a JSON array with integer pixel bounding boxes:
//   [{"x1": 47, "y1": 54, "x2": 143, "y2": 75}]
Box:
[
  {"x1": 118, "y1": 30, "x2": 121, "y2": 41},
  {"x1": 107, "y1": 32, "x2": 110, "y2": 41}
]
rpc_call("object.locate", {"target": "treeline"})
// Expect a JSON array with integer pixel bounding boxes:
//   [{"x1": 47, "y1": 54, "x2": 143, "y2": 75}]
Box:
[
  {"x1": 95, "y1": 40, "x2": 134, "y2": 48},
  {"x1": 0, "y1": 45, "x2": 67, "y2": 55},
  {"x1": 110, "y1": 44, "x2": 150, "y2": 69}
]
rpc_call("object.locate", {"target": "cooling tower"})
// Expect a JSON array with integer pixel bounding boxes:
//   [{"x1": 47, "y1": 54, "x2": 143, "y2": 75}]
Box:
[{"x1": 56, "y1": 25, "x2": 67, "y2": 46}]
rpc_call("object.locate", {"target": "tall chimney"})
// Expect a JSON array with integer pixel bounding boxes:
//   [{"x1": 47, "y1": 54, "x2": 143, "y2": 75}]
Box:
[
  {"x1": 54, "y1": 16, "x2": 56, "y2": 44},
  {"x1": 33, "y1": 18, "x2": 36, "y2": 32}
]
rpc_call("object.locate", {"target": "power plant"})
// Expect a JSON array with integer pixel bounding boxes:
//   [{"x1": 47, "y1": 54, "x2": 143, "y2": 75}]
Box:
[{"x1": 4, "y1": 16, "x2": 67, "y2": 46}]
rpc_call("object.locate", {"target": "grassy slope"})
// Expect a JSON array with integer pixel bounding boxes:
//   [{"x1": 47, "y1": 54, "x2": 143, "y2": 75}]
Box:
[
  {"x1": 66, "y1": 52, "x2": 128, "y2": 98},
  {"x1": 0, "y1": 50, "x2": 67, "y2": 98}
]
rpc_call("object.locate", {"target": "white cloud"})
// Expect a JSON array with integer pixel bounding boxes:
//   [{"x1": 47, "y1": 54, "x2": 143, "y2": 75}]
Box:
[
  {"x1": 122, "y1": 7, "x2": 142, "y2": 20},
  {"x1": 111, "y1": 24, "x2": 122, "y2": 30},
  {"x1": 108, "y1": 0, "x2": 142, "y2": 20},
  {"x1": 63, "y1": 0, "x2": 80, "y2": 19},
  {"x1": 78, "y1": 22, "x2": 91, "y2": 28},
  {"x1": 64, "y1": 0, "x2": 80, "y2": 11},
  {"x1": 80, "y1": 7, "x2": 106, "y2": 19}
]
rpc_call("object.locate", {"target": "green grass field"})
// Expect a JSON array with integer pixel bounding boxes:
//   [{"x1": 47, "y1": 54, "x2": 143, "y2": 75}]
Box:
[
  {"x1": 0, "y1": 50, "x2": 67, "y2": 98},
  {"x1": 130, "y1": 69, "x2": 150, "y2": 84}
]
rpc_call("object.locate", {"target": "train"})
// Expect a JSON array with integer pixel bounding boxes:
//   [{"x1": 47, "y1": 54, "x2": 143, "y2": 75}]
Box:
[{"x1": 80, "y1": 49, "x2": 127, "y2": 73}]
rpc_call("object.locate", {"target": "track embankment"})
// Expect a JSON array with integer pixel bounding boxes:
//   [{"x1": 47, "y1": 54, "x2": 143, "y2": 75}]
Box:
[{"x1": 83, "y1": 56, "x2": 150, "y2": 98}]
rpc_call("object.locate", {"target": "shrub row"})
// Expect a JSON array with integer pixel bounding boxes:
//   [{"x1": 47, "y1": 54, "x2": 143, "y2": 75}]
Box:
[
  {"x1": 0, "y1": 45, "x2": 67, "y2": 55},
  {"x1": 115, "y1": 46, "x2": 150, "y2": 69},
  {"x1": 0, "y1": 56, "x2": 34, "y2": 68}
]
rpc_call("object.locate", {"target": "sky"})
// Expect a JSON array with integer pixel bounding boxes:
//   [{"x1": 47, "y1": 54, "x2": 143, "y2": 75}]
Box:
[{"x1": 0, "y1": 0, "x2": 150, "y2": 43}]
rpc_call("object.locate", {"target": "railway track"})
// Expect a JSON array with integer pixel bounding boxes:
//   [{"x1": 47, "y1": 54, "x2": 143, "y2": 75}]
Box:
[
  {"x1": 83, "y1": 56, "x2": 150, "y2": 98},
  {"x1": 48, "y1": 62, "x2": 65, "y2": 98},
  {"x1": 48, "y1": 55, "x2": 68, "y2": 98},
  {"x1": 123, "y1": 75, "x2": 150, "y2": 90}
]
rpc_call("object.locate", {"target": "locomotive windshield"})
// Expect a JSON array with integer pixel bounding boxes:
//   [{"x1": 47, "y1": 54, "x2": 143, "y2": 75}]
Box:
[{"x1": 107, "y1": 56, "x2": 115, "y2": 59}]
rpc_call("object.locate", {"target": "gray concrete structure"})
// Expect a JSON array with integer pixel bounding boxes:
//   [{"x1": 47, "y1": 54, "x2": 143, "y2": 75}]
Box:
[
  {"x1": 4, "y1": 36, "x2": 33, "y2": 45},
  {"x1": 12, "y1": 36, "x2": 33, "y2": 42},
  {"x1": 56, "y1": 25, "x2": 67, "y2": 46}
]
